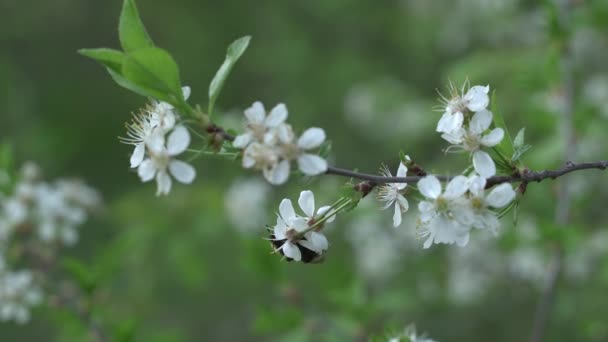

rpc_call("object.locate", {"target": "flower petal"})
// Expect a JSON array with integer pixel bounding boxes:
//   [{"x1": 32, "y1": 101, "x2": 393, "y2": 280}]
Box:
[
  {"x1": 469, "y1": 109, "x2": 492, "y2": 135},
  {"x1": 297, "y1": 154, "x2": 327, "y2": 175},
  {"x1": 436, "y1": 112, "x2": 464, "y2": 133},
  {"x1": 309, "y1": 231, "x2": 328, "y2": 252},
  {"x1": 169, "y1": 160, "x2": 196, "y2": 184},
  {"x1": 282, "y1": 242, "x2": 301, "y2": 261},
  {"x1": 130, "y1": 143, "x2": 145, "y2": 168},
  {"x1": 481, "y1": 128, "x2": 504, "y2": 147},
  {"x1": 297, "y1": 128, "x2": 326, "y2": 150},
  {"x1": 244, "y1": 101, "x2": 265, "y2": 124},
  {"x1": 298, "y1": 190, "x2": 315, "y2": 218},
  {"x1": 279, "y1": 198, "x2": 296, "y2": 222},
  {"x1": 486, "y1": 183, "x2": 516, "y2": 208},
  {"x1": 264, "y1": 159, "x2": 290, "y2": 185},
  {"x1": 444, "y1": 175, "x2": 468, "y2": 199},
  {"x1": 156, "y1": 170, "x2": 172, "y2": 196},
  {"x1": 468, "y1": 175, "x2": 486, "y2": 197},
  {"x1": 181, "y1": 86, "x2": 191, "y2": 100},
  {"x1": 316, "y1": 206, "x2": 335, "y2": 222},
  {"x1": 392, "y1": 203, "x2": 402, "y2": 227},
  {"x1": 167, "y1": 126, "x2": 190, "y2": 156},
  {"x1": 464, "y1": 85, "x2": 490, "y2": 112},
  {"x1": 395, "y1": 162, "x2": 408, "y2": 190},
  {"x1": 137, "y1": 159, "x2": 156, "y2": 182},
  {"x1": 418, "y1": 175, "x2": 442, "y2": 199},
  {"x1": 291, "y1": 217, "x2": 309, "y2": 232},
  {"x1": 473, "y1": 151, "x2": 496, "y2": 178},
  {"x1": 265, "y1": 103, "x2": 288, "y2": 127},
  {"x1": 233, "y1": 132, "x2": 253, "y2": 148}
]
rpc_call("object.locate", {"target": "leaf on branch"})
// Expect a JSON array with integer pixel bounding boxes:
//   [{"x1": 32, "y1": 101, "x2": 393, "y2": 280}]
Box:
[
  {"x1": 78, "y1": 48, "x2": 125, "y2": 73},
  {"x1": 119, "y1": 0, "x2": 154, "y2": 53},
  {"x1": 122, "y1": 47, "x2": 183, "y2": 105},
  {"x1": 208, "y1": 36, "x2": 251, "y2": 116},
  {"x1": 511, "y1": 127, "x2": 532, "y2": 162}
]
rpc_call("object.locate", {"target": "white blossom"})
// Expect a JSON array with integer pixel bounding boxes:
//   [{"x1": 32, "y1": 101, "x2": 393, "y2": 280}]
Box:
[
  {"x1": 0, "y1": 269, "x2": 42, "y2": 324},
  {"x1": 236, "y1": 102, "x2": 328, "y2": 185},
  {"x1": 417, "y1": 175, "x2": 472, "y2": 248},
  {"x1": 137, "y1": 126, "x2": 196, "y2": 196},
  {"x1": 437, "y1": 83, "x2": 490, "y2": 134},
  {"x1": 377, "y1": 162, "x2": 409, "y2": 227},
  {"x1": 270, "y1": 191, "x2": 331, "y2": 262},
  {"x1": 224, "y1": 178, "x2": 271, "y2": 233},
  {"x1": 465, "y1": 175, "x2": 516, "y2": 233},
  {"x1": 233, "y1": 102, "x2": 288, "y2": 148}
]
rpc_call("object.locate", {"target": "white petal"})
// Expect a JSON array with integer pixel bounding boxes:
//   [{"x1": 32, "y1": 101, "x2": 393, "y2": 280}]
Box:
[
  {"x1": 481, "y1": 128, "x2": 504, "y2": 147},
  {"x1": 465, "y1": 85, "x2": 490, "y2": 112},
  {"x1": 265, "y1": 103, "x2": 288, "y2": 127},
  {"x1": 233, "y1": 133, "x2": 253, "y2": 148},
  {"x1": 395, "y1": 162, "x2": 408, "y2": 190},
  {"x1": 397, "y1": 195, "x2": 409, "y2": 212},
  {"x1": 469, "y1": 109, "x2": 492, "y2": 135},
  {"x1": 137, "y1": 159, "x2": 156, "y2": 182},
  {"x1": 436, "y1": 112, "x2": 464, "y2": 133},
  {"x1": 468, "y1": 175, "x2": 486, "y2": 197},
  {"x1": 167, "y1": 126, "x2": 190, "y2": 156},
  {"x1": 279, "y1": 199, "x2": 296, "y2": 222},
  {"x1": 473, "y1": 151, "x2": 496, "y2": 178},
  {"x1": 276, "y1": 124, "x2": 295, "y2": 144},
  {"x1": 298, "y1": 190, "x2": 315, "y2": 218},
  {"x1": 392, "y1": 203, "x2": 402, "y2": 227},
  {"x1": 244, "y1": 101, "x2": 266, "y2": 124},
  {"x1": 242, "y1": 152, "x2": 255, "y2": 168},
  {"x1": 146, "y1": 130, "x2": 165, "y2": 152},
  {"x1": 169, "y1": 160, "x2": 196, "y2": 184},
  {"x1": 297, "y1": 128, "x2": 326, "y2": 150},
  {"x1": 181, "y1": 86, "x2": 191, "y2": 100},
  {"x1": 423, "y1": 232, "x2": 435, "y2": 249},
  {"x1": 130, "y1": 143, "x2": 145, "y2": 168},
  {"x1": 444, "y1": 175, "x2": 468, "y2": 199},
  {"x1": 156, "y1": 170, "x2": 172, "y2": 195},
  {"x1": 486, "y1": 183, "x2": 516, "y2": 208},
  {"x1": 297, "y1": 154, "x2": 327, "y2": 175},
  {"x1": 309, "y1": 231, "x2": 328, "y2": 252},
  {"x1": 455, "y1": 232, "x2": 470, "y2": 247},
  {"x1": 273, "y1": 218, "x2": 288, "y2": 239},
  {"x1": 264, "y1": 160, "x2": 290, "y2": 185},
  {"x1": 291, "y1": 217, "x2": 309, "y2": 232},
  {"x1": 316, "y1": 206, "x2": 335, "y2": 222},
  {"x1": 418, "y1": 175, "x2": 442, "y2": 199},
  {"x1": 282, "y1": 242, "x2": 301, "y2": 261}
]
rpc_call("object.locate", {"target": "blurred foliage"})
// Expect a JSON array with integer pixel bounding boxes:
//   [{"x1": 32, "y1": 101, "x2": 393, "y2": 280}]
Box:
[{"x1": 1, "y1": 0, "x2": 608, "y2": 341}]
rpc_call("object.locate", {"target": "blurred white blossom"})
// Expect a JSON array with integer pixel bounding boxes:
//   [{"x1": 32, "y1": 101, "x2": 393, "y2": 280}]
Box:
[
  {"x1": 224, "y1": 178, "x2": 271, "y2": 233},
  {"x1": 0, "y1": 267, "x2": 42, "y2": 324}
]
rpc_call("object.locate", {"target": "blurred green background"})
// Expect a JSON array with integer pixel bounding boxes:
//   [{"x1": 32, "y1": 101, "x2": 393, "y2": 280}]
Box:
[{"x1": 1, "y1": 0, "x2": 608, "y2": 341}]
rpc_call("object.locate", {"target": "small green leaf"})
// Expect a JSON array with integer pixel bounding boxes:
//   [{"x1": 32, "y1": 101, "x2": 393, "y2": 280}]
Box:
[
  {"x1": 490, "y1": 91, "x2": 514, "y2": 157},
  {"x1": 119, "y1": 0, "x2": 154, "y2": 53},
  {"x1": 511, "y1": 144, "x2": 532, "y2": 162},
  {"x1": 78, "y1": 48, "x2": 125, "y2": 73},
  {"x1": 122, "y1": 47, "x2": 183, "y2": 104},
  {"x1": 513, "y1": 127, "x2": 525, "y2": 148},
  {"x1": 62, "y1": 258, "x2": 97, "y2": 294},
  {"x1": 108, "y1": 68, "x2": 172, "y2": 102},
  {"x1": 208, "y1": 36, "x2": 251, "y2": 115}
]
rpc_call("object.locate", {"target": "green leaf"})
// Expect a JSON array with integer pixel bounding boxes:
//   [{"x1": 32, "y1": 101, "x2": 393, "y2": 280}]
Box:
[
  {"x1": 78, "y1": 48, "x2": 125, "y2": 73},
  {"x1": 513, "y1": 127, "x2": 525, "y2": 148},
  {"x1": 119, "y1": 0, "x2": 154, "y2": 53},
  {"x1": 62, "y1": 258, "x2": 97, "y2": 294},
  {"x1": 208, "y1": 36, "x2": 251, "y2": 115},
  {"x1": 511, "y1": 144, "x2": 532, "y2": 162},
  {"x1": 108, "y1": 68, "x2": 172, "y2": 102},
  {"x1": 490, "y1": 91, "x2": 514, "y2": 157},
  {"x1": 122, "y1": 47, "x2": 183, "y2": 104}
]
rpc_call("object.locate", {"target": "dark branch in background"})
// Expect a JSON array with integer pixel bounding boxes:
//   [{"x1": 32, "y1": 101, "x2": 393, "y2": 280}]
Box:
[
  {"x1": 206, "y1": 123, "x2": 607, "y2": 188},
  {"x1": 530, "y1": 1, "x2": 576, "y2": 341}
]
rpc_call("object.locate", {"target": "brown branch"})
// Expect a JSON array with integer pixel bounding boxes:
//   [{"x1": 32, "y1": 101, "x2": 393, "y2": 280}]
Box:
[{"x1": 327, "y1": 161, "x2": 608, "y2": 187}]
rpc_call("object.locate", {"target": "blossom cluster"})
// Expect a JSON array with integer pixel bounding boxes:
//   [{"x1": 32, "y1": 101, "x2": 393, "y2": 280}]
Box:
[
  {"x1": 0, "y1": 163, "x2": 101, "y2": 324},
  {"x1": 269, "y1": 190, "x2": 335, "y2": 262},
  {"x1": 233, "y1": 102, "x2": 328, "y2": 185},
  {"x1": 436, "y1": 83, "x2": 503, "y2": 178},
  {"x1": 122, "y1": 87, "x2": 196, "y2": 195},
  {"x1": 388, "y1": 325, "x2": 438, "y2": 342}
]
